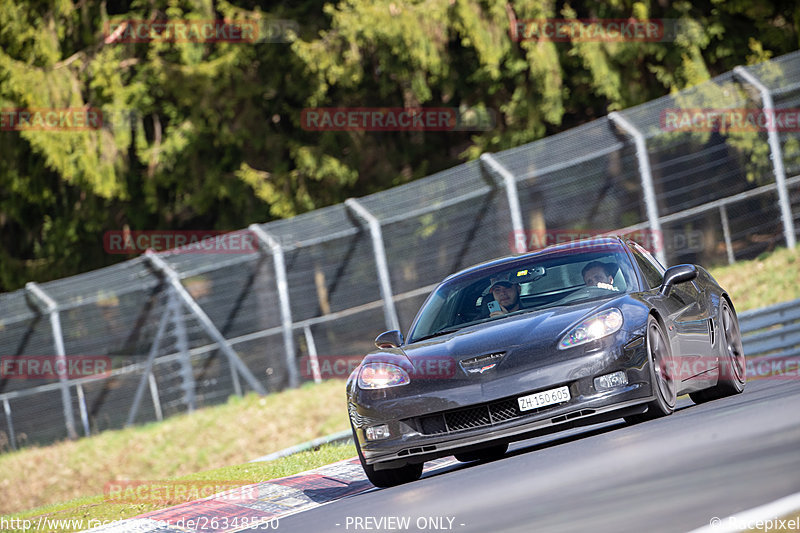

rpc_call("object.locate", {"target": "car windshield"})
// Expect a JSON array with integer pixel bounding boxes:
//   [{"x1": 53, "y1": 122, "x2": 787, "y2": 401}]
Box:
[{"x1": 407, "y1": 246, "x2": 637, "y2": 343}]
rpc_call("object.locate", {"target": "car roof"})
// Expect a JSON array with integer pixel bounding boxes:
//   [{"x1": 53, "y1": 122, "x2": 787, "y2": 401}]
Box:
[{"x1": 442, "y1": 235, "x2": 628, "y2": 282}]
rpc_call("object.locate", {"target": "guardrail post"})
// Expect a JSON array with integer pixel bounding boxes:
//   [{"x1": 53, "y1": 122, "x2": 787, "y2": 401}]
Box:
[
  {"x1": 609, "y1": 111, "x2": 667, "y2": 266},
  {"x1": 479, "y1": 153, "x2": 527, "y2": 254},
  {"x1": 3, "y1": 398, "x2": 17, "y2": 450},
  {"x1": 25, "y1": 282, "x2": 80, "y2": 440},
  {"x1": 249, "y1": 224, "x2": 299, "y2": 388},
  {"x1": 145, "y1": 250, "x2": 266, "y2": 395},
  {"x1": 733, "y1": 65, "x2": 796, "y2": 250},
  {"x1": 345, "y1": 199, "x2": 401, "y2": 333},
  {"x1": 719, "y1": 205, "x2": 735, "y2": 265}
]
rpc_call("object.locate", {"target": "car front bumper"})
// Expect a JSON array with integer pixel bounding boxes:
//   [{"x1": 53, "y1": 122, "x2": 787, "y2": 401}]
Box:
[{"x1": 349, "y1": 334, "x2": 654, "y2": 468}]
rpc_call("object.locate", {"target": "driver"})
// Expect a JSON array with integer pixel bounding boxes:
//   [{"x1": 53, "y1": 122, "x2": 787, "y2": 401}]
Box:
[
  {"x1": 581, "y1": 261, "x2": 618, "y2": 291},
  {"x1": 487, "y1": 274, "x2": 523, "y2": 316}
]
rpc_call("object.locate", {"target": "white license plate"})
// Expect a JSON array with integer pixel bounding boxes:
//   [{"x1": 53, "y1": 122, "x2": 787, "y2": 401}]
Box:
[{"x1": 517, "y1": 386, "x2": 571, "y2": 412}]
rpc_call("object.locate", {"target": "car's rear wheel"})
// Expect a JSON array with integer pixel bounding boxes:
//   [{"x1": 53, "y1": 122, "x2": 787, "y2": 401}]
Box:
[
  {"x1": 352, "y1": 427, "x2": 423, "y2": 487},
  {"x1": 690, "y1": 300, "x2": 746, "y2": 404},
  {"x1": 454, "y1": 443, "x2": 509, "y2": 463},
  {"x1": 625, "y1": 315, "x2": 676, "y2": 424}
]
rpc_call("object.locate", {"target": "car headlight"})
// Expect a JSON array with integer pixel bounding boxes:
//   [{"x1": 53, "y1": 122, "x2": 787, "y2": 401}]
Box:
[
  {"x1": 558, "y1": 308, "x2": 623, "y2": 350},
  {"x1": 357, "y1": 363, "x2": 411, "y2": 389}
]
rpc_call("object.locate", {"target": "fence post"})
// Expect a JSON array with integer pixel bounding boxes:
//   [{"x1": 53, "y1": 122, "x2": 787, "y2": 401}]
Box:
[
  {"x1": 719, "y1": 205, "x2": 735, "y2": 265},
  {"x1": 303, "y1": 325, "x2": 322, "y2": 384},
  {"x1": 126, "y1": 290, "x2": 174, "y2": 427},
  {"x1": 608, "y1": 112, "x2": 667, "y2": 266},
  {"x1": 75, "y1": 384, "x2": 91, "y2": 437},
  {"x1": 734, "y1": 65, "x2": 796, "y2": 249},
  {"x1": 345, "y1": 199, "x2": 401, "y2": 333},
  {"x1": 3, "y1": 398, "x2": 16, "y2": 450},
  {"x1": 145, "y1": 250, "x2": 266, "y2": 395},
  {"x1": 25, "y1": 282, "x2": 80, "y2": 440},
  {"x1": 249, "y1": 224, "x2": 299, "y2": 388},
  {"x1": 479, "y1": 153, "x2": 526, "y2": 254}
]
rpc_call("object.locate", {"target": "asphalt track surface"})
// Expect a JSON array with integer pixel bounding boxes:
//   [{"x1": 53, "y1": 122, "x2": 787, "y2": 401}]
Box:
[{"x1": 250, "y1": 378, "x2": 800, "y2": 533}]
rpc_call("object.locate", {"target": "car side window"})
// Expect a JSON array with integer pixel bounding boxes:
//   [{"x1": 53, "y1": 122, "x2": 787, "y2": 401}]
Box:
[{"x1": 630, "y1": 244, "x2": 663, "y2": 290}]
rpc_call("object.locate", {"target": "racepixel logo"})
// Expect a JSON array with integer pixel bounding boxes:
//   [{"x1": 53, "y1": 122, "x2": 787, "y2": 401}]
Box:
[
  {"x1": 510, "y1": 18, "x2": 676, "y2": 42},
  {"x1": 661, "y1": 108, "x2": 800, "y2": 133},
  {"x1": 0, "y1": 356, "x2": 111, "y2": 380},
  {"x1": 103, "y1": 230, "x2": 259, "y2": 255},
  {"x1": 103, "y1": 480, "x2": 258, "y2": 504},
  {"x1": 300, "y1": 107, "x2": 496, "y2": 132},
  {"x1": 1, "y1": 108, "x2": 102, "y2": 131}
]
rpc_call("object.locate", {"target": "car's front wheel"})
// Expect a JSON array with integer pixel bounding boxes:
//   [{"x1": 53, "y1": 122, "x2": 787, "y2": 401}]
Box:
[
  {"x1": 625, "y1": 315, "x2": 676, "y2": 424},
  {"x1": 352, "y1": 427, "x2": 423, "y2": 487}
]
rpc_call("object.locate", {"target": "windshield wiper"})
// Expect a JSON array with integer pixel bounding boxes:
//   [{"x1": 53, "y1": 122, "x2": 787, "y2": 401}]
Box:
[{"x1": 412, "y1": 327, "x2": 462, "y2": 342}]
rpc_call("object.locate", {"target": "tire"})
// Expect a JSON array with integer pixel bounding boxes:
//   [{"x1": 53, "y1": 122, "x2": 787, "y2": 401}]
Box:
[
  {"x1": 352, "y1": 427, "x2": 423, "y2": 488},
  {"x1": 689, "y1": 300, "x2": 746, "y2": 404},
  {"x1": 625, "y1": 315, "x2": 676, "y2": 424},
  {"x1": 454, "y1": 443, "x2": 509, "y2": 463}
]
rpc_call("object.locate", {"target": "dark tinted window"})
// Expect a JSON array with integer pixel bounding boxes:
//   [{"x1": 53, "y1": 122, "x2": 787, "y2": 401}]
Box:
[
  {"x1": 629, "y1": 243, "x2": 664, "y2": 289},
  {"x1": 408, "y1": 245, "x2": 636, "y2": 342}
]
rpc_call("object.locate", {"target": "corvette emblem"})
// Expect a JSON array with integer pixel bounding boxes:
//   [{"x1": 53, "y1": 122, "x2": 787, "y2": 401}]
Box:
[
  {"x1": 460, "y1": 352, "x2": 505, "y2": 375},
  {"x1": 466, "y1": 363, "x2": 497, "y2": 374}
]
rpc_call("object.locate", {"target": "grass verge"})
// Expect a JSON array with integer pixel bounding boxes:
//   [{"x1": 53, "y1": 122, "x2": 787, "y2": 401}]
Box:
[
  {"x1": 709, "y1": 246, "x2": 800, "y2": 312},
  {"x1": 0, "y1": 379, "x2": 350, "y2": 516},
  {"x1": 1, "y1": 442, "x2": 357, "y2": 533}
]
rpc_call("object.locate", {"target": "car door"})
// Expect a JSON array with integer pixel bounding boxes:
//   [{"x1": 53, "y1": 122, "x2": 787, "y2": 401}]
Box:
[{"x1": 628, "y1": 242, "x2": 711, "y2": 383}]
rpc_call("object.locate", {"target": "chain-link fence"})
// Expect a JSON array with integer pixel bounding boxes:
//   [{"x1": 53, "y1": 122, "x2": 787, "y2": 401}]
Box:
[{"x1": 3, "y1": 51, "x2": 800, "y2": 451}]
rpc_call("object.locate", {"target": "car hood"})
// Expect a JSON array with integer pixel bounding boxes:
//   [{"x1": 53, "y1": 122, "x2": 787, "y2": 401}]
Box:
[{"x1": 396, "y1": 298, "x2": 627, "y2": 377}]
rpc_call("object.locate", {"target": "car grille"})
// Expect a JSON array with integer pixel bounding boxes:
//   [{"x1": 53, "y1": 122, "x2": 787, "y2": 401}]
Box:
[{"x1": 409, "y1": 396, "x2": 561, "y2": 436}]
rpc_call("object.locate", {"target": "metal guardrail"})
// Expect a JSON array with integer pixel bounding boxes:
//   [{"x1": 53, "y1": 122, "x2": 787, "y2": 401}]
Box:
[{"x1": 740, "y1": 298, "x2": 800, "y2": 358}]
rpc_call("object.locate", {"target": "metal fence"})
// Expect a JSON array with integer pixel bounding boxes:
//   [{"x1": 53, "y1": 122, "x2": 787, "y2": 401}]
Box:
[{"x1": 3, "y1": 51, "x2": 800, "y2": 451}]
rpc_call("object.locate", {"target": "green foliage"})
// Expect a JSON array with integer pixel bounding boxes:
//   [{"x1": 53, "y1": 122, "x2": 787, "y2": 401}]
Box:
[{"x1": 0, "y1": 0, "x2": 798, "y2": 291}]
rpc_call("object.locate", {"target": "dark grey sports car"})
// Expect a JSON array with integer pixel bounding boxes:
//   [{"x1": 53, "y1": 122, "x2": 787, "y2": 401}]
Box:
[{"x1": 346, "y1": 236, "x2": 746, "y2": 487}]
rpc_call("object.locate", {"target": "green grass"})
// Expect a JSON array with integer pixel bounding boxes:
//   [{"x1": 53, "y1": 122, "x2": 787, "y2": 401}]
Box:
[
  {"x1": 1, "y1": 443, "x2": 356, "y2": 533},
  {"x1": 708, "y1": 246, "x2": 800, "y2": 312},
  {"x1": 0, "y1": 379, "x2": 351, "y2": 517}
]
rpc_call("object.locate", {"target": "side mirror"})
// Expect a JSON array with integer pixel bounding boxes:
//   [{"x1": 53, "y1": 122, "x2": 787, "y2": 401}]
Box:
[
  {"x1": 659, "y1": 264, "x2": 698, "y2": 297},
  {"x1": 375, "y1": 330, "x2": 404, "y2": 349}
]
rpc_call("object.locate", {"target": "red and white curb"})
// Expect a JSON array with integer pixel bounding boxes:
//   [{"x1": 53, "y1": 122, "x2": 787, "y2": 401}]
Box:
[{"x1": 83, "y1": 456, "x2": 460, "y2": 532}]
